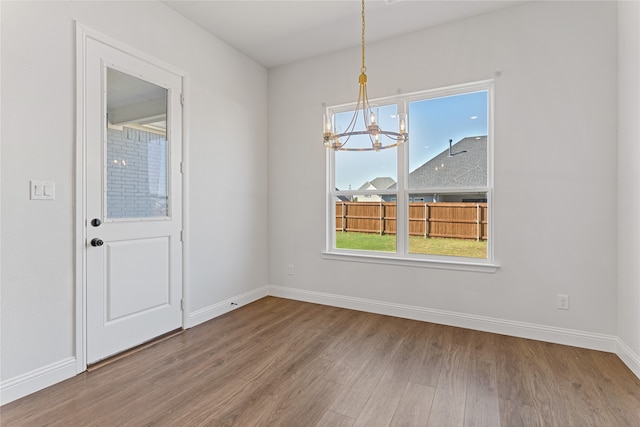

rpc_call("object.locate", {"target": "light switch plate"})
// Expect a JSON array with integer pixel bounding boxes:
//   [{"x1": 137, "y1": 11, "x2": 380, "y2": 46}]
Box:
[{"x1": 30, "y1": 180, "x2": 55, "y2": 200}]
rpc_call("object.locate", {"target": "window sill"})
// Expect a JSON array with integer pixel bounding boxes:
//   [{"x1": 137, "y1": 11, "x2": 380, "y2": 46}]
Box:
[{"x1": 321, "y1": 251, "x2": 499, "y2": 273}]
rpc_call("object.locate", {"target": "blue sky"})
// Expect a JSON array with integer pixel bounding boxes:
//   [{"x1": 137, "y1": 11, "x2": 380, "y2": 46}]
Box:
[{"x1": 334, "y1": 91, "x2": 488, "y2": 191}]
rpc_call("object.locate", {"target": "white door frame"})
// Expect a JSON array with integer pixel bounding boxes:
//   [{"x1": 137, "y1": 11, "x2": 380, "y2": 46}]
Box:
[{"x1": 75, "y1": 23, "x2": 189, "y2": 372}]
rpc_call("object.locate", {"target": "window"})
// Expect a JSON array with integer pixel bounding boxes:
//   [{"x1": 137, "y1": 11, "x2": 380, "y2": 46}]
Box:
[{"x1": 327, "y1": 81, "x2": 494, "y2": 269}]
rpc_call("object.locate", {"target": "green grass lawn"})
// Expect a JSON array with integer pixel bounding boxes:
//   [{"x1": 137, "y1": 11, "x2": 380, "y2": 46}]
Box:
[{"x1": 335, "y1": 232, "x2": 487, "y2": 258}]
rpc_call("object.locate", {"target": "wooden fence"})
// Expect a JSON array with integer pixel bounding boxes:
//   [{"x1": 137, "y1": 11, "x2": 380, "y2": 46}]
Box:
[{"x1": 335, "y1": 201, "x2": 488, "y2": 240}]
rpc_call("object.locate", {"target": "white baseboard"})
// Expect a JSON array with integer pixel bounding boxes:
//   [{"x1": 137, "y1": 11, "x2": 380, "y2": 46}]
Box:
[
  {"x1": 186, "y1": 286, "x2": 268, "y2": 329},
  {"x1": 1, "y1": 357, "x2": 77, "y2": 405},
  {"x1": 615, "y1": 337, "x2": 640, "y2": 379},
  {"x1": 267, "y1": 285, "x2": 618, "y2": 353}
]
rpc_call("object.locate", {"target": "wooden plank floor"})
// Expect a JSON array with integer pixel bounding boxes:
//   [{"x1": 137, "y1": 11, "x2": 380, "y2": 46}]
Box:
[{"x1": 2, "y1": 297, "x2": 640, "y2": 426}]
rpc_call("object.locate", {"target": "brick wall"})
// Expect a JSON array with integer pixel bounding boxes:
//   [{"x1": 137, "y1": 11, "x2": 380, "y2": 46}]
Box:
[{"x1": 106, "y1": 127, "x2": 168, "y2": 218}]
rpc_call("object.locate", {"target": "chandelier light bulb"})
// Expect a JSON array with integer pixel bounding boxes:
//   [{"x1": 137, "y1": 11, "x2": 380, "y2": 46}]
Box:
[
  {"x1": 323, "y1": 112, "x2": 334, "y2": 134},
  {"x1": 399, "y1": 113, "x2": 407, "y2": 134}
]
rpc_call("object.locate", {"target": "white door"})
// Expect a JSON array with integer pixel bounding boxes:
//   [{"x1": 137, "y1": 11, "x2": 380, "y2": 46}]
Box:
[{"x1": 85, "y1": 38, "x2": 183, "y2": 364}]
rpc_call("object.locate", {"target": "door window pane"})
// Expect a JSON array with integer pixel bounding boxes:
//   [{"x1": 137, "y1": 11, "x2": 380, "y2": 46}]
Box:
[{"x1": 106, "y1": 68, "x2": 168, "y2": 219}]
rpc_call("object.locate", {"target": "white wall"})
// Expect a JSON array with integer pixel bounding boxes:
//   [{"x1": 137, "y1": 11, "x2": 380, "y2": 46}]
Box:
[
  {"x1": 1, "y1": 0, "x2": 268, "y2": 399},
  {"x1": 617, "y1": 0, "x2": 640, "y2": 377},
  {"x1": 269, "y1": 2, "x2": 620, "y2": 345}
]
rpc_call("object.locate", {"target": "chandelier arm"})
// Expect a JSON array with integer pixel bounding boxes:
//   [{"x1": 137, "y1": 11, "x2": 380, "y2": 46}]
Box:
[
  {"x1": 361, "y1": 81, "x2": 369, "y2": 106},
  {"x1": 334, "y1": 140, "x2": 404, "y2": 152},
  {"x1": 361, "y1": 79, "x2": 375, "y2": 127},
  {"x1": 347, "y1": 86, "x2": 362, "y2": 130},
  {"x1": 341, "y1": 132, "x2": 353, "y2": 147},
  {"x1": 351, "y1": 84, "x2": 365, "y2": 126},
  {"x1": 334, "y1": 130, "x2": 407, "y2": 139},
  {"x1": 342, "y1": 83, "x2": 366, "y2": 135},
  {"x1": 343, "y1": 106, "x2": 360, "y2": 137}
]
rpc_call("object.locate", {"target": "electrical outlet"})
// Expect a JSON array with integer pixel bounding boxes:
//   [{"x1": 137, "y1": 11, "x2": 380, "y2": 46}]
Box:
[
  {"x1": 288, "y1": 264, "x2": 295, "y2": 275},
  {"x1": 557, "y1": 294, "x2": 569, "y2": 310}
]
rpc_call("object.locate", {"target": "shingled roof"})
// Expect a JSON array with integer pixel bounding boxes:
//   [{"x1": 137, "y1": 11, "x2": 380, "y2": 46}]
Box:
[
  {"x1": 357, "y1": 176, "x2": 397, "y2": 191},
  {"x1": 408, "y1": 136, "x2": 487, "y2": 188}
]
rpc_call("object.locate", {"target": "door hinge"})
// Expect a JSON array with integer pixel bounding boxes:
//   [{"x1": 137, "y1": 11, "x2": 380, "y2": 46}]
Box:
[
  {"x1": 180, "y1": 230, "x2": 184, "y2": 242},
  {"x1": 180, "y1": 161, "x2": 184, "y2": 174},
  {"x1": 180, "y1": 93, "x2": 184, "y2": 106},
  {"x1": 180, "y1": 299, "x2": 184, "y2": 310}
]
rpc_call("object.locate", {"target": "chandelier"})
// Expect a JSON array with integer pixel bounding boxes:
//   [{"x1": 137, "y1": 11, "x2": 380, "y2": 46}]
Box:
[{"x1": 323, "y1": 0, "x2": 408, "y2": 152}]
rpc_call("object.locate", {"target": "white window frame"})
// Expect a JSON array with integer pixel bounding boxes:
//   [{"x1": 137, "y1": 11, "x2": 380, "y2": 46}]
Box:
[{"x1": 324, "y1": 80, "x2": 499, "y2": 273}]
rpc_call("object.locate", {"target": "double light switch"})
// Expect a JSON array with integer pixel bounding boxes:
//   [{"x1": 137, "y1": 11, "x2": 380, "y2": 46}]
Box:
[{"x1": 30, "y1": 180, "x2": 55, "y2": 200}]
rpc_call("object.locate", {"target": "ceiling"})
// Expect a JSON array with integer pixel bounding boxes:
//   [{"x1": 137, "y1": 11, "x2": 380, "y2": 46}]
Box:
[
  {"x1": 163, "y1": 0, "x2": 525, "y2": 69},
  {"x1": 107, "y1": 68, "x2": 168, "y2": 131}
]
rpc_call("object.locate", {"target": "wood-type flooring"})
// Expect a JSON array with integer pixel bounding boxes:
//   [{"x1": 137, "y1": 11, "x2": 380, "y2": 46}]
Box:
[{"x1": 2, "y1": 297, "x2": 640, "y2": 426}]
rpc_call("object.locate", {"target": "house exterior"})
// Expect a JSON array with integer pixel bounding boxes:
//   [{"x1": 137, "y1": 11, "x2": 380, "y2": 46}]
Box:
[
  {"x1": 334, "y1": 189, "x2": 351, "y2": 202},
  {"x1": 409, "y1": 136, "x2": 486, "y2": 188},
  {"x1": 408, "y1": 136, "x2": 487, "y2": 202},
  {"x1": 353, "y1": 176, "x2": 396, "y2": 202},
  {"x1": 382, "y1": 136, "x2": 488, "y2": 202}
]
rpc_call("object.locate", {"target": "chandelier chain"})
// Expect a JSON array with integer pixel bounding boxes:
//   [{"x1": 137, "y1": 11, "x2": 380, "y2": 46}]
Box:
[{"x1": 361, "y1": 0, "x2": 366, "y2": 73}]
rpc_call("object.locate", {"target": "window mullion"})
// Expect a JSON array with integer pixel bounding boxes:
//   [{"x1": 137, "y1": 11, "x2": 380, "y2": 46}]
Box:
[
  {"x1": 327, "y1": 140, "x2": 335, "y2": 251},
  {"x1": 396, "y1": 100, "x2": 408, "y2": 256}
]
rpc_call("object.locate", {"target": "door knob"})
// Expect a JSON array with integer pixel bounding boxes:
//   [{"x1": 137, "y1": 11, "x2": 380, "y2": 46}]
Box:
[
  {"x1": 91, "y1": 218, "x2": 102, "y2": 227},
  {"x1": 90, "y1": 238, "x2": 104, "y2": 247}
]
